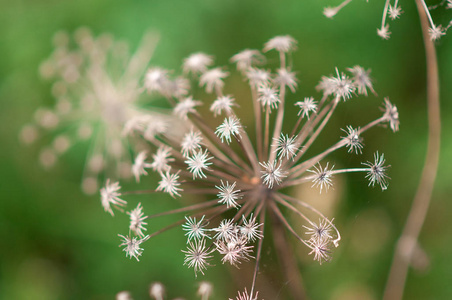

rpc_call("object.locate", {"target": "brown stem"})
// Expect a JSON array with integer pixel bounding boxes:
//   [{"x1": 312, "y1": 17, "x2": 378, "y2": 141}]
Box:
[{"x1": 383, "y1": 1, "x2": 441, "y2": 299}]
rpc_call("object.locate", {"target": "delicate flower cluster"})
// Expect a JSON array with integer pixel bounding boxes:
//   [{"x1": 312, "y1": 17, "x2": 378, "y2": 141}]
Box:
[
  {"x1": 23, "y1": 28, "x2": 183, "y2": 194},
  {"x1": 100, "y1": 35, "x2": 398, "y2": 297},
  {"x1": 324, "y1": 0, "x2": 452, "y2": 40}
]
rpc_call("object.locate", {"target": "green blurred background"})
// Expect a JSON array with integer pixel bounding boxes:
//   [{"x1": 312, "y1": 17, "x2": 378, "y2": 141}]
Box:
[{"x1": 1, "y1": 0, "x2": 451, "y2": 299}]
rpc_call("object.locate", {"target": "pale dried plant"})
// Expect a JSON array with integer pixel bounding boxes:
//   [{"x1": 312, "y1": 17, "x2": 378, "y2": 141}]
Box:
[
  {"x1": 101, "y1": 35, "x2": 399, "y2": 298},
  {"x1": 324, "y1": 0, "x2": 452, "y2": 40},
  {"x1": 22, "y1": 28, "x2": 185, "y2": 194}
]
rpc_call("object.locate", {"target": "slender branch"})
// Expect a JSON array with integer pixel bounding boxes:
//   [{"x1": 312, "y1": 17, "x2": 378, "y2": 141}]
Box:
[{"x1": 383, "y1": 2, "x2": 441, "y2": 299}]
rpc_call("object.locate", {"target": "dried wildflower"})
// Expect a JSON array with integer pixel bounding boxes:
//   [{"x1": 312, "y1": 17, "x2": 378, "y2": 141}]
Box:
[
  {"x1": 295, "y1": 97, "x2": 317, "y2": 119},
  {"x1": 263, "y1": 35, "x2": 297, "y2": 53},
  {"x1": 181, "y1": 130, "x2": 203, "y2": 157},
  {"x1": 128, "y1": 203, "x2": 148, "y2": 237},
  {"x1": 389, "y1": 5, "x2": 403, "y2": 20},
  {"x1": 246, "y1": 68, "x2": 271, "y2": 88},
  {"x1": 230, "y1": 49, "x2": 264, "y2": 72},
  {"x1": 382, "y1": 98, "x2": 400, "y2": 132},
  {"x1": 377, "y1": 25, "x2": 391, "y2": 40},
  {"x1": 185, "y1": 149, "x2": 213, "y2": 179},
  {"x1": 29, "y1": 29, "x2": 169, "y2": 194},
  {"x1": 260, "y1": 160, "x2": 287, "y2": 188},
  {"x1": 216, "y1": 181, "x2": 242, "y2": 208},
  {"x1": 308, "y1": 163, "x2": 334, "y2": 193},
  {"x1": 200, "y1": 68, "x2": 229, "y2": 94},
  {"x1": 105, "y1": 35, "x2": 398, "y2": 297},
  {"x1": 132, "y1": 151, "x2": 152, "y2": 182},
  {"x1": 118, "y1": 234, "x2": 149, "y2": 261},
  {"x1": 273, "y1": 133, "x2": 300, "y2": 160},
  {"x1": 274, "y1": 68, "x2": 298, "y2": 93},
  {"x1": 347, "y1": 65, "x2": 376, "y2": 96},
  {"x1": 151, "y1": 146, "x2": 174, "y2": 173},
  {"x1": 183, "y1": 53, "x2": 214, "y2": 75},
  {"x1": 210, "y1": 95, "x2": 237, "y2": 117},
  {"x1": 257, "y1": 84, "x2": 280, "y2": 110},
  {"x1": 101, "y1": 179, "x2": 127, "y2": 216},
  {"x1": 182, "y1": 216, "x2": 210, "y2": 241},
  {"x1": 341, "y1": 126, "x2": 363, "y2": 154},
  {"x1": 429, "y1": 25, "x2": 446, "y2": 41},
  {"x1": 215, "y1": 116, "x2": 243, "y2": 144},
  {"x1": 174, "y1": 96, "x2": 202, "y2": 120},
  {"x1": 363, "y1": 152, "x2": 391, "y2": 190},
  {"x1": 308, "y1": 238, "x2": 331, "y2": 264},
  {"x1": 156, "y1": 170, "x2": 182, "y2": 197},
  {"x1": 182, "y1": 239, "x2": 215, "y2": 276},
  {"x1": 240, "y1": 214, "x2": 263, "y2": 242}
]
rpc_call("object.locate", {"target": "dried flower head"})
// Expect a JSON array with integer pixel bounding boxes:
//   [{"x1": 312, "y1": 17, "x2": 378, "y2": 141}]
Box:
[{"x1": 101, "y1": 35, "x2": 398, "y2": 298}]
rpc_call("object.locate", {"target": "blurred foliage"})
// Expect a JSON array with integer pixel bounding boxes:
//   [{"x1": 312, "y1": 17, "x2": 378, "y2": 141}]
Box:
[{"x1": 0, "y1": 0, "x2": 451, "y2": 299}]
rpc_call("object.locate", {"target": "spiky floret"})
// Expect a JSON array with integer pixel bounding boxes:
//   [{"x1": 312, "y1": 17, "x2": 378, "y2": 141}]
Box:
[
  {"x1": 181, "y1": 130, "x2": 203, "y2": 157},
  {"x1": 341, "y1": 126, "x2": 363, "y2": 154},
  {"x1": 101, "y1": 179, "x2": 127, "y2": 216},
  {"x1": 210, "y1": 95, "x2": 237, "y2": 117},
  {"x1": 215, "y1": 116, "x2": 242, "y2": 144},
  {"x1": 308, "y1": 163, "x2": 334, "y2": 193},
  {"x1": 363, "y1": 152, "x2": 391, "y2": 190},
  {"x1": 127, "y1": 203, "x2": 148, "y2": 237},
  {"x1": 182, "y1": 239, "x2": 215, "y2": 277},
  {"x1": 183, "y1": 52, "x2": 214, "y2": 75},
  {"x1": 156, "y1": 170, "x2": 182, "y2": 197},
  {"x1": 118, "y1": 234, "x2": 149, "y2": 261},
  {"x1": 182, "y1": 216, "x2": 210, "y2": 241},
  {"x1": 185, "y1": 149, "x2": 213, "y2": 179},
  {"x1": 257, "y1": 84, "x2": 280, "y2": 110},
  {"x1": 260, "y1": 160, "x2": 287, "y2": 188},
  {"x1": 273, "y1": 133, "x2": 300, "y2": 160},
  {"x1": 295, "y1": 97, "x2": 317, "y2": 119},
  {"x1": 216, "y1": 181, "x2": 242, "y2": 208},
  {"x1": 132, "y1": 151, "x2": 152, "y2": 182}
]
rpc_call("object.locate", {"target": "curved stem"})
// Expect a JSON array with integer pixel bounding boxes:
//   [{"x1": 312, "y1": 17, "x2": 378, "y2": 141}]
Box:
[{"x1": 383, "y1": 1, "x2": 441, "y2": 299}]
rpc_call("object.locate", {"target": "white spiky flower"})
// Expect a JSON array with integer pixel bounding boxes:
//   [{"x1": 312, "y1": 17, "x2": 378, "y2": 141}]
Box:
[
  {"x1": 308, "y1": 237, "x2": 331, "y2": 264},
  {"x1": 132, "y1": 151, "x2": 152, "y2": 182},
  {"x1": 182, "y1": 215, "x2": 210, "y2": 241},
  {"x1": 213, "y1": 219, "x2": 238, "y2": 240},
  {"x1": 181, "y1": 130, "x2": 203, "y2": 157},
  {"x1": 185, "y1": 149, "x2": 213, "y2": 179},
  {"x1": 388, "y1": 5, "x2": 403, "y2": 20},
  {"x1": 230, "y1": 49, "x2": 264, "y2": 71},
  {"x1": 182, "y1": 239, "x2": 215, "y2": 277},
  {"x1": 230, "y1": 288, "x2": 260, "y2": 300},
  {"x1": 260, "y1": 160, "x2": 287, "y2": 188},
  {"x1": 199, "y1": 68, "x2": 229, "y2": 94},
  {"x1": 329, "y1": 69, "x2": 355, "y2": 101},
  {"x1": 151, "y1": 145, "x2": 174, "y2": 173},
  {"x1": 295, "y1": 97, "x2": 317, "y2": 119},
  {"x1": 216, "y1": 181, "x2": 242, "y2": 208},
  {"x1": 303, "y1": 219, "x2": 334, "y2": 242},
  {"x1": 118, "y1": 234, "x2": 149, "y2": 261},
  {"x1": 156, "y1": 170, "x2": 182, "y2": 197},
  {"x1": 144, "y1": 67, "x2": 171, "y2": 95},
  {"x1": 174, "y1": 96, "x2": 202, "y2": 120},
  {"x1": 309, "y1": 163, "x2": 334, "y2": 193},
  {"x1": 323, "y1": 6, "x2": 338, "y2": 19},
  {"x1": 246, "y1": 68, "x2": 271, "y2": 88},
  {"x1": 377, "y1": 25, "x2": 391, "y2": 40},
  {"x1": 127, "y1": 203, "x2": 148, "y2": 237},
  {"x1": 263, "y1": 35, "x2": 297, "y2": 53},
  {"x1": 273, "y1": 133, "x2": 300, "y2": 160},
  {"x1": 428, "y1": 25, "x2": 446, "y2": 41},
  {"x1": 362, "y1": 152, "x2": 390, "y2": 190},
  {"x1": 215, "y1": 116, "x2": 242, "y2": 144},
  {"x1": 274, "y1": 68, "x2": 298, "y2": 93},
  {"x1": 257, "y1": 84, "x2": 280, "y2": 110},
  {"x1": 240, "y1": 214, "x2": 263, "y2": 242},
  {"x1": 210, "y1": 95, "x2": 237, "y2": 117},
  {"x1": 341, "y1": 126, "x2": 363, "y2": 154},
  {"x1": 347, "y1": 65, "x2": 376, "y2": 96},
  {"x1": 101, "y1": 179, "x2": 127, "y2": 216},
  {"x1": 183, "y1": 52, "x2": 214, "y2": 75},
  {"x1": 382, "y1": 98, "x2": 399, "y2": 132}
]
